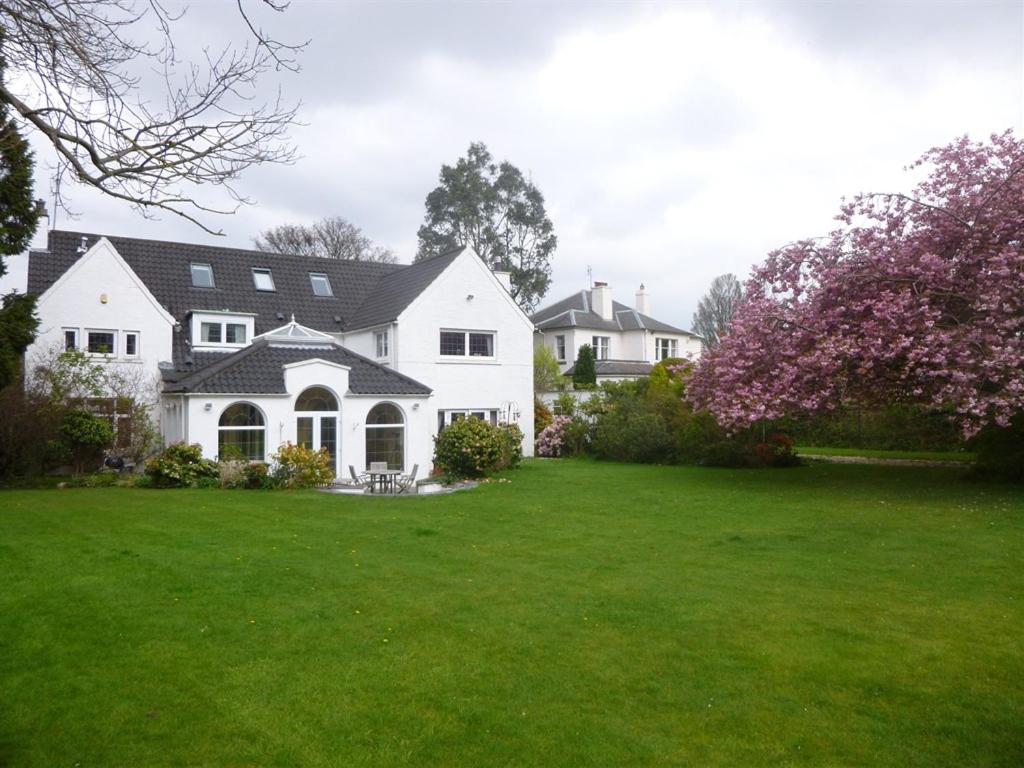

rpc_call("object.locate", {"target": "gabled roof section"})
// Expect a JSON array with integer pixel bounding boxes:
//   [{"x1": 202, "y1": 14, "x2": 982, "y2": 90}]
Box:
[
  {"x1": 163, "y1": 338, "x2": 431, "y2": 396},
  {"x1": 531, "y1": 289, "x2": 696, "y2": 336},
  {"x1": 345, "y1": 246, "x2": 465, "y2": 331}
]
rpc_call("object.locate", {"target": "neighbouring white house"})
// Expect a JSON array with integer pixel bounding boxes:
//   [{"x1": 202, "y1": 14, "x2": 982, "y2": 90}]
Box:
[
  {"x1": 24, "y1": 229, "x2": 535, "y2": 480},
  {"x1": 531, "y1": 281, "x2": 702, "y2": 396}
]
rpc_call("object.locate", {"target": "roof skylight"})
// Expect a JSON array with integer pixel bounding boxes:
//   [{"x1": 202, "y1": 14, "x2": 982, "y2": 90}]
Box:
[
  {"x1": 252, "y1": 268, "x2": 275, "y2": 292},
  {"x1": 190, "y1": 262, "x2": 214, "y2": 288},
  {"x1": 309, "y1": 272, "x2": 333, "y2": 297}
]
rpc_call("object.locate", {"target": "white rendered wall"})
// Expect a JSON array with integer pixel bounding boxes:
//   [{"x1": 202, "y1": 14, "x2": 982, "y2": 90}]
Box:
[
  {"x1": 26, "y1": 239, "x2": 174, "y2": 417},
  {"x1": 180, "y1": 367, "x2": 433, "y2": 480},
  {"x1": 342, "y1": 323, "x2": 395, "y2": 368},
  {"x1": 393, "y1": 250, "x2": 535, "y2": 456},
  {"x1": 537, "y1": 327, "x2": 702, "y2": 371}
]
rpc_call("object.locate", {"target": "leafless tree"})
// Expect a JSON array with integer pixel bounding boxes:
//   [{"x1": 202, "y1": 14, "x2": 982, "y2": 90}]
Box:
[
  {"x1": 0, "y1": 0, "x2": 306, "y2": 234},
  {"x1": 692, "y1": 273, "x2": 744, "y2": 349},
  {"x1": 253, "y1": 215, "x2": 398, "y2": 263}
]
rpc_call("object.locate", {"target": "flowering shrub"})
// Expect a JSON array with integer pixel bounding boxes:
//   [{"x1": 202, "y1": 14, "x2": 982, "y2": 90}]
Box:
[
  {"x1": 433, "y1": 417, "x2": 523, "y2": 478},
  {"x1": 536, "y1": 415, "x2": 571, "y2": 457},
  {"x1": 145, "y1": 442, "x2": 219, "y2": 487},
  {"x1": 271, "y1": 442, "x2": 334, "y2": 488}
]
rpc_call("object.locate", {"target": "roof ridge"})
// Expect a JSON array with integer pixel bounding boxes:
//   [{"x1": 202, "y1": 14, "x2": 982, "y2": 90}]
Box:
[
  {"x1": 48, "y1": 229, "x2": 405, "y2": 271},
  {"x1": 402, "y1": 244, "x2": 466, "y2": 267}
]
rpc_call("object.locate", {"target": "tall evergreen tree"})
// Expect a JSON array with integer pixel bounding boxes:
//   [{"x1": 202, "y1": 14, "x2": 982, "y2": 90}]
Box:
[
  {"x1": 572, "y1": 344, "x2": 597, "y2": 390},
  {"x1": 0, "y1": 47, "x2": 41, "y2": 388},
  {"x1": 0, "y1": 45, "x2": 40, "y2": 272},
  {"x1": 416, "y1": 142, "x2": 556, "y2": 312}
]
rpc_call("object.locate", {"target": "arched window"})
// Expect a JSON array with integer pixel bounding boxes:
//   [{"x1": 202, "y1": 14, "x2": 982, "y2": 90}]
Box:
[
  {"x1": 218, "y1": 402, "x2": 265, "y2": 461},
  {"x1": 366, "y1": 402, "x2": 404, "y2": 470},
  {"x1": 295, "y1": 386, "x2": 338, "y2": 412}
]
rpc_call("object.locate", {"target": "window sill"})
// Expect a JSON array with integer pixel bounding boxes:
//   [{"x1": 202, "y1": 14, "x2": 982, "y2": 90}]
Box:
[
  {"x1": 83, "y1": 354, "x2": 145, "y2": 363},
  {"x1": 436, "y1": 357, "x2": 500, "y2": 365},
  {"x1": 193, "y1": 343, "x2": 248, "y2": 351}
]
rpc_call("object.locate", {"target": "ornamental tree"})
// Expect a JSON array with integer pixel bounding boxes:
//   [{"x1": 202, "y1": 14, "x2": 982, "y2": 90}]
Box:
[{"x1": 688, "y1": 131, "x2": 1024, "y2": 437}]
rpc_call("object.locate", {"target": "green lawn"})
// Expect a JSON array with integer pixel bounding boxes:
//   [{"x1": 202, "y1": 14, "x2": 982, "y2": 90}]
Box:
[
  {"x1": 1, "y1": 460, "x2": 1021, "y2": 767},
  {"x1": 796, "y1": 446, "x2": 977, "y2": 462}
]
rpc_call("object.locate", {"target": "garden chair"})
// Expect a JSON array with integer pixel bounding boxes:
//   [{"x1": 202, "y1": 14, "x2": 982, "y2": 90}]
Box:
[
  {"x1": 335, "y1": 465, "x2": 368, "y2": 489},
  {"x1": 395, "y1": 464, "x2": 419, "y2": 494}
]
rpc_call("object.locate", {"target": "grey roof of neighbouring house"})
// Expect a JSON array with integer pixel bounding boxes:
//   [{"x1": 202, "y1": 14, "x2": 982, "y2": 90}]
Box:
[
  {"x1": 163, "y1": 338, "x2": 432, "y2": 396},
  {"x1": 530, "y1": 289, "x2": 696, "y2": 335},
  {"x1": 562, "y1": 359, "x2": 654, "y2": 377},
  {"x1": 27, "y1": 230, "x2": 468, "y2": 371}
]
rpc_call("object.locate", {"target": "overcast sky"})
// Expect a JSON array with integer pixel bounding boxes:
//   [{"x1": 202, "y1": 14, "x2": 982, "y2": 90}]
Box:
[{"x1": 15, "y1": 0, "x2": 1024, "y2": 328}]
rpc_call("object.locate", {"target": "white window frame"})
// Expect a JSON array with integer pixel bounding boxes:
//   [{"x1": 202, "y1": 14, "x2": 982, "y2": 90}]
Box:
[
  {"x1": 85, "y1": 328, "x2": 118, "y2": 357},
  {"x1": 555, "y1": 335, "x2": 566, "y2": 362},
  {"x1": 375, "y1": 329, "x2": 389, "y2": 359},
  {"x1": 309, "y1": 272, "x2": 333, "y2": 297},
  {"x1": 190, "y1": 312, "x2": 256, "y2": 350},
  {"x1": 190, "y1": 262, "x2": 215, "y2": 289},
  {"x1": 63, "y1": 327, "x2": 79, "y2": 351},
  {"x1": 592, "y1": 335, "x2": 610, "y2": 360},
  {"x1": 439, "y1": 329, "x2": 496, "y2": 360},
  {"x1": 124, "y1": 331, "x2": 140, "y2": 358},
  {"x1": 437, "y1": 409, "x2": 499, "y2": 432},
  {"x1": 656, "y1": 337, "x2": 678, "y2": 361},
  {"x1": 252, "y1": 268, "x2": 276, "y2": 292}
]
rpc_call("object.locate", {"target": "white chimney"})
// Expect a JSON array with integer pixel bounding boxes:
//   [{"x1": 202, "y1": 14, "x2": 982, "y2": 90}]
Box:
[
  {"x1": 592, "y1": 281, "x2": 613, "y2": 321},
  {"x1": 30, "y1": 201, "x2": 49, "y2": 251},
  {"x1": 635, "y1": 283, "x2": 650, "y2": 316},
  {"x1": 493, "y1": 270, "x2": 512, "y2": 293}
]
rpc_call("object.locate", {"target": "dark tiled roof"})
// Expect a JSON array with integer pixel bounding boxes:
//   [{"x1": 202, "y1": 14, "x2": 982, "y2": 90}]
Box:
[
  {"x1": 28, "y1": 231, "x2": 476, "y2": 369},
  {"x1": 28, "y1": 230, "x2": 403, "y2": 335},
  {"x1": 163, "y1": 339, "x2": 431, "y2": 395},
  {"x1": 531, "y1": 289, "x2": 695, "y2": 336},
  {"x1": 563, "y1": 359, "x2": 654, "y2": 377},
  {"x1": 345, "y1": 247, "x2": 464, "y2": 330}
]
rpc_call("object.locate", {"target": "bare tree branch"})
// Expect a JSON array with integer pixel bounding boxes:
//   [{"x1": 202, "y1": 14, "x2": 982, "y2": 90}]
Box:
[{"x1": 0, "y1": 0, "x2": 305, "y2": 234}]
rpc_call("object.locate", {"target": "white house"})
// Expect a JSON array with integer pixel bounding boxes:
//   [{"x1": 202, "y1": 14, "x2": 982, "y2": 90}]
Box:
[
  {"x1": 531, "y1": 281, "x2": 702, "y2": 387},
  {"x1": 25, "y1": 230, "x2": 535, "y2": 480}
]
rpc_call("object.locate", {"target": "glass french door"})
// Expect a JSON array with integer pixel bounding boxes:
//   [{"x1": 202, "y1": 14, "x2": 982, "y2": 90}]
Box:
[{"x1": 297, "y1": 416, "x2": 338, "y2": 475}]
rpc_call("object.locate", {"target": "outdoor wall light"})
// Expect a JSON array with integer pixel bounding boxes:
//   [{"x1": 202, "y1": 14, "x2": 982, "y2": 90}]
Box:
[
  {"x1": 204, "y1": 402, "x2": 213, "y2": 411},
  {"x1": 466, "y1": 294, "x2": 474, "y2": 301}
]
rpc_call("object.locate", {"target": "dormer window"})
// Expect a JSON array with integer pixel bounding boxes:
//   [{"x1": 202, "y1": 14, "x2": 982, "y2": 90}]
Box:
[
  {"x1": 309, "y1": 273, "x2": 333, "y2": 297},
  {"x1": 252, "y1": 268, "x2": 275, "y2": 292},
  {"x1": 191, "y1": 262, "x2": 214, "y2": 288},
  {"x1": 191, "y1": 311, "x2": 255, "y2": 350}
]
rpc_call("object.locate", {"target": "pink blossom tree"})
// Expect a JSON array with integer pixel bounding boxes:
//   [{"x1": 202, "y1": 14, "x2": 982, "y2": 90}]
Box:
[{"x1": 688, "y1": 131, "x2": 1024, "y2": 438}]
